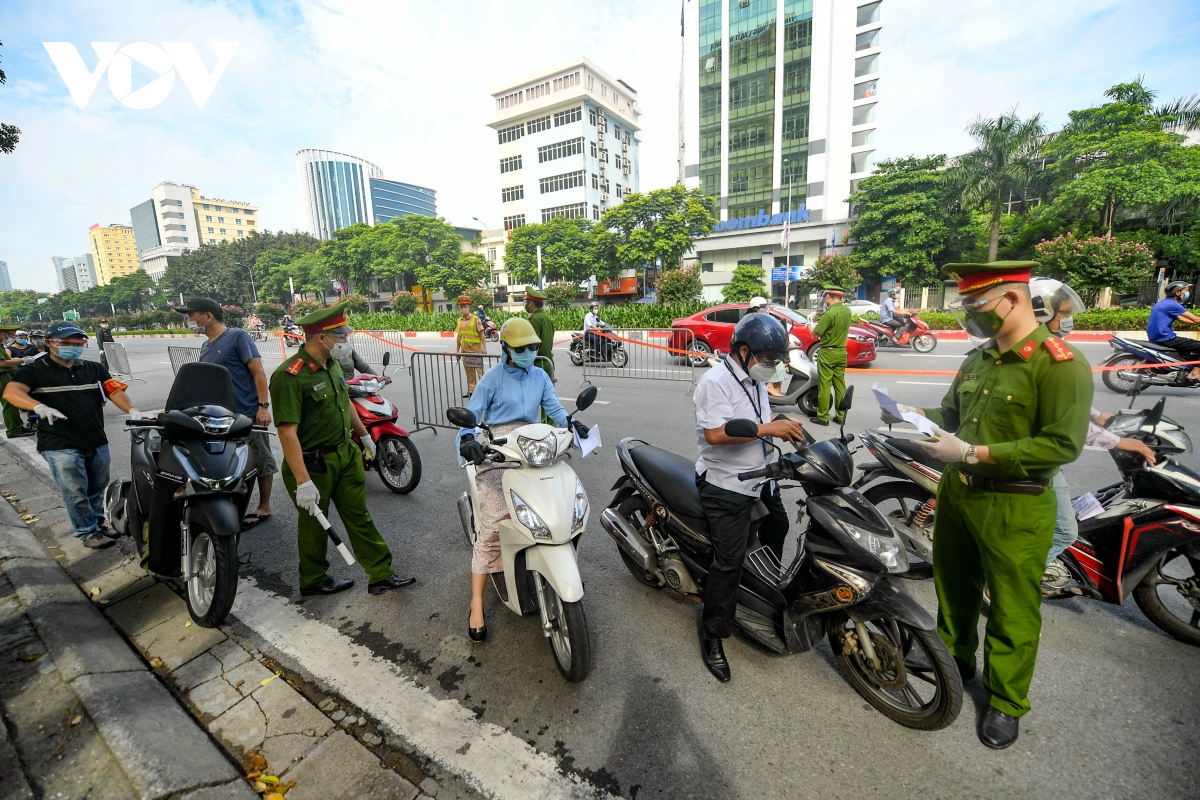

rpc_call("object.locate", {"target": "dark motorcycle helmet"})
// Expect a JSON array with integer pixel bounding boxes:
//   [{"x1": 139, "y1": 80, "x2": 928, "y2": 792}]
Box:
[
  {"x1": 1165, "y1": 280, "x2": 1191, "y2": 298},
  {"x1": 730, "y1": 312, "x2": 789, "y2": 361}
]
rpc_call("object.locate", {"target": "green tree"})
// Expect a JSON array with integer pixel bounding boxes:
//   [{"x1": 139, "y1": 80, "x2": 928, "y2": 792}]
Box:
[
  {"x1": 253, "y1": 302, "x2": 286, "y2": 325},
  {"x1": 600, "y1": 185, "x2": 717, "y2": 271},
  {"x1": 373, "y1": 215, "x2": 477, "y2": 295},
  {"x1": 848, "y1": 155, "x2": 976, "y2": 285},
  {"x1": 341, "y1": 292, "x2": 371, "y2": 313},
  {"x1": 806, "y1": 253, "x2": 861, "y2": 294},
  {"x1": 463, "y1": 287, "x2": 493, "y2": 310},
  {"x1": 0, "y1": 40, "x2": 19, "y2": 155},
  {"x1": 107, "y1": 270, "x2": 155, "y2": 312},
  {"x1": 722, "y1": 263, "x2": 767, "y2": 302},
  {"x1": 945, "y1": 109, "x2": 1048, "y2": 261},
  {"x1": 389, "y1": 291, "x2": 419, "y2": 314},
  {"x1": 542, "y1": 282, "x2": 578, "y2": 309},
  {"x1": 656, "y1": 264, "x2": 704, "y2": 304},
  {"x1": 1034, "y1": 233, "x2": 1155, "y2": 305},
  {"x1": 161, "y1": 231, "x2": 321, "y2": 309},
  {"x1": 505, "y1": 216, "x2": 608, "y2": 285}
]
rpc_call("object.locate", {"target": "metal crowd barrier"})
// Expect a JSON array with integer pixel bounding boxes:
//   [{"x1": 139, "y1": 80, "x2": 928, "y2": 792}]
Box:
[
  {"x1": 580, "y1": 327, "x2": 700, "y2": 388},
  {"x1": 409, "y1": 351, "x2": 553, "y2": 433},
  {"x1": 102, "y1": 342, "x2": 135, "y2": 378},
  {"x1": 350, "y1": 330, "x2": 407, "y2": 371},
  {"x1": 166, "y1": 346, "x2": 201, "y2": 375}
]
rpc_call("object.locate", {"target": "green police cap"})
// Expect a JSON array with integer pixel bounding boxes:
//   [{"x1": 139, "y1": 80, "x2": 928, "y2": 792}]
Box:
[
  {"x1": 821, "y1": 284, "x2": 845, "y2": 295},
  {"x1": 524, "y1": 286, "x2": 546, "y2": 301},
  {"x1": 941, "y1": 261, "x2": 1038, "y2": 295},
  {"x1": 298, "y1": 301, "x2": 351, "y2": 334}
]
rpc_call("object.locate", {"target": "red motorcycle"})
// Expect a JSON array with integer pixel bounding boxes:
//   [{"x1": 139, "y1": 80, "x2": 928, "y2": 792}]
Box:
[
  {"x1": 347, "y1": 353, "x2": 422, "y2": 494},
  {"x1": 282, "y1": 322, "x2": 305, "y2": 348},
  {"x1": 862, "y1": 312, "x2": 937, "y2": 353}
]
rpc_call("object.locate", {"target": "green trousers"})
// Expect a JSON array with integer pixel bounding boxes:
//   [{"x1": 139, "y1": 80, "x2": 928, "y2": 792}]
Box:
[
  {"x1": 933, "y1": 469, "x2": 1056, "y2": 717},
  {"x1": 816, "y1": 347, "x2": 847, "y2": 423},
  {"x1": 281, "y1": 441, "x2": 394, "y2": 591},
  {"x1": 0, "y1": 375, "x2": 22, "y2": 437}
]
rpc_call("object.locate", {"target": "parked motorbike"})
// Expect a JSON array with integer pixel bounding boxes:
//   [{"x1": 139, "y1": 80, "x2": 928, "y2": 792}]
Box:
[
  {"x1": 1102, "y1": 336, "x2": 1199, "y2": 395},
  {"x1": 861, "y1": 313, "x2": 937, "y2": 353},
  {"x1": 706, "y1": 335, "x2": 821, "y2": 417},
  {"x1": 603, "y1": 388, "x2": 963, "y2": 729},
  {"x1": 854, "y1": 398, "x2": 1200, "y2": 646},
  {"x1": 282, "y1": 322, "x2": 305, "y2": 348},
  {"x1": 104, "y1": 362, "x2": 259, "y2": 627},
  {"x1": 446, "y1": 386, "x2": 601, "y2": 682},
  {"x1": 347, "y1": 352, "x2": 421, "y2": 494},
  {"x1": 569, "y1": 325, "x2": 628, "y2": 368}
]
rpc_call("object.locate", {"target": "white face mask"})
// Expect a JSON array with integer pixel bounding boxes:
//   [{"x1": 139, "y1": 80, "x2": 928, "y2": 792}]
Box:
[
  {"x1": 329, "y1": 340, "x2": 354, "y2": 360},
  {"x1": 748, "y1": 359, "x2": 782, "y2": 383},
  {"x1": 186, "y1": 317, "x2": 207, "y2": 333}
]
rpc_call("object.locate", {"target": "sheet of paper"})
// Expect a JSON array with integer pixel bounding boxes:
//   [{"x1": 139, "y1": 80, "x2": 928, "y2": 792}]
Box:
[
  {"x1": 573, "y1": 424, "x2": 601, "y2": 458},
  {"x1": 1071, "y1": 491, "x2": 1105, "y2": 521},
  {"x1": 872, "y1": 383, "x2": 939, "y2": 436}
]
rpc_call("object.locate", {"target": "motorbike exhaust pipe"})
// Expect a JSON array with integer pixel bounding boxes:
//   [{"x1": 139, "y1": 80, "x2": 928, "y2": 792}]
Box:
[
  {"x1": 600, "y1": 508, "x2": 656, "y2": 572},
  {"x1": 457, "y1": 493, "x2": 474, "y2": 541}
]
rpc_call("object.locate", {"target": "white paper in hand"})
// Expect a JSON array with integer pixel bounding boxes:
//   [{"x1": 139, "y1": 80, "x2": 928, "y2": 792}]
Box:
[
  {"x1": 573, "y1": 424, "x2": 601, "y2": 458},
  {"x1": 872, "y1": 383, "x2": 939, "y2": 436}
]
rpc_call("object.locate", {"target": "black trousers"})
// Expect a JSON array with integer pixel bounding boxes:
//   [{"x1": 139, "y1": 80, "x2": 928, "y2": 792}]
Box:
[
  {"x1": 1162, "y1": 336, "x2": 1200, "y2": 362},
  {"x1": 696, "y1": 474, "x2": 789, "y2": 638},
  {"x1": 882, "y1": 318, "x2": 903, "y2": 331}
]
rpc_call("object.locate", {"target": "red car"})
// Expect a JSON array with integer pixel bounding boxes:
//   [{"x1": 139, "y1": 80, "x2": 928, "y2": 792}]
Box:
[{"x1": 670, "y1": 303, "x2": 877, "y2": 366}]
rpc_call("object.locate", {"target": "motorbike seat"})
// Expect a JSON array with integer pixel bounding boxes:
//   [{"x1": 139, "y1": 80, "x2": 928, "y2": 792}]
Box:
[
  {"x1": 1137, "y1": 339, "x2": 1182, "y2": 354},
  {"x1": 886, "y1": 436, "x2": 947, "y2": 473},
  {"x1": 630, "y1": 445, "x2": 706, "y2": 520}
]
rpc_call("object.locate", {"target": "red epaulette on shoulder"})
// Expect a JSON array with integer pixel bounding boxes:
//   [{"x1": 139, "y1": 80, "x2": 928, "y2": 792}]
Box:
[
  {"x1": 285, "y1": 358, "x2": 304, "y2": 376},
  {"x1": 1043, "y1": 336, "x2": 1075, "y2": 362}
]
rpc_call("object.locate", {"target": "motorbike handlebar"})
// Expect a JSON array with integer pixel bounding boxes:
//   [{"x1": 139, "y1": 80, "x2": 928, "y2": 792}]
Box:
[
  {"x1": 125, "y1": 419, "x2": 159, "y2": 427},
  {"x1": 738, "y1": 465, "x2": 776, "y2": 481}
]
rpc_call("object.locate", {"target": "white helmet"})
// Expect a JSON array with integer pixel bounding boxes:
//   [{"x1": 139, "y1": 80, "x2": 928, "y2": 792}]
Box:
[
  {"x1": 1029, "y1": 278, "x2": 1085, "y2": 324},
  {"x1": 748, "y1": 296, "x2": 768, "y2": 310}
]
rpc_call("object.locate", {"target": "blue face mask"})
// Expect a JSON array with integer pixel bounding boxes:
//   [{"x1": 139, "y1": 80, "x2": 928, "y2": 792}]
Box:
[
  {"x1": 509, "y1": 348, "x2": 537, "y2": 369},
  {"x1": 56, "y1": 345, "x2": 85, "y2": 361},
  {"x1": 16, "y1": 339, "x2": 27, "y2": 346}
]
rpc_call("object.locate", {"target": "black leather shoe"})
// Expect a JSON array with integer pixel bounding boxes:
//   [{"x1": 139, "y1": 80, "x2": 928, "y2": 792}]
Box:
[
  {"x1": 299, "y1": 577, "x2": 354, "y2": 597},
  {"x1": 954, "y1": 656, "x2": 976, "y2": 682},
  {"x1": 978, "y1": 706, "x2": 1020, "y2": 749},
  {"x1": 808, "y1": 418, "x2": 829, "y2": 426},
  {"x1": 700, "y1": 629, "x2": 731, "y2": 683},
  {"x1": 469, "y1": 614, "x2": 487, "y2": 642},
  {"x1": 368, "y1": 575, "x2": 417, "y2": 595}
]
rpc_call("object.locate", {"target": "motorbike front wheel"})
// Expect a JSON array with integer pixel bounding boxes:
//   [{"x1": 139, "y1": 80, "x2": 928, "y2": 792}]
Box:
[
  {"x1": 911, "y1": 333, "x2": 937, "y2": 353},
  {"x1": 861, "y1": 482, "x2": 935, "y2": 579},
  {"x1": 375, "y1": 435, "x2": 422, "y2": 494},
  {"x1": 534, "y1": 573, "x2": 591, "y2": 682},
  {"x1": 186, "y1": 528, "x2": 239, "y2": 628},
  {"x1": 569, "y1": 343, "x2": 584, "y2": 366},
  {"x1": 1101, "y1": 354, "x2": 1147, "y2": 394},
  {"x1": 829, "y1": 614, "x2": 962, "y2": 730},
  {"x1": 610, "y1": 347, "x2": 628, "y2": 368},
  {"x1": 1132, "y1": 543, "x2": 1200, "y2": 646}
]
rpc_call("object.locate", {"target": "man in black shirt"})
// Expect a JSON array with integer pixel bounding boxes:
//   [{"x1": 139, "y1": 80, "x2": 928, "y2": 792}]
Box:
[{"x1": 2, "y1": 321, "x2": 141, "y2": 549}]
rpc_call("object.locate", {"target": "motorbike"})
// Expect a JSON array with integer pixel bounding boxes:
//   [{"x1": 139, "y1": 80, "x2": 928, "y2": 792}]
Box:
[
  {"x1": 248, "y1": 323, "x2": 267, "y2": 342},
  {"x1": 347, "y1": 352, "x2": 422, "y2": 494},
  {"x1": 860, "y1": 313, "x2": 937, "y2": 353},
  {"x1": 569, "y1": 324, "x2": 628, "y2": 368},
  {"x1": 104, "y1": 362, "x2": 260, "y2": 627},
  {"x1": 707, "y1": 335, "x2": 821, "y2": 417},
  {"x1": 1101, "y1": 336, "x2": 1199, "y2": 395},
  {"x1": 282, "y1": 322, "x2": 305, "y2": 348},
  {"x1": 480, "y1": 313, "x2": 499, "y2": 343},
  {"x1": 446, "y1": 387, "x2": 600, "y2": 682},
  {"x1": 603, "y1": 388, "x2": 963, "y2": 730},
  {"x1": 853, "y1": 398, "x2": 1200, "y2": 646}
]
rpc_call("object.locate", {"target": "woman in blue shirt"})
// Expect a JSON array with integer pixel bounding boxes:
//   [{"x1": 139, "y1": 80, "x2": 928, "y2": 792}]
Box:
[
  {"x1": 456, "y1": 318, "x2": 571, "y2": 641},
  {"x1": 1147, "y1": 281, "x2": 1200, "y2": 381}
]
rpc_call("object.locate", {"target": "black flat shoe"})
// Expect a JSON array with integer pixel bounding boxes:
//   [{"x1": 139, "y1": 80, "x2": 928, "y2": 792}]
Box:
[
  {"x1": 978, "y1": 706, "x2": 1019, "y2": 749},
  {"x1": 808, "y1": 418, "x2": 829, "y2": 426},
  {"x1": 468, "y1": 614, "x2": 487, "y2": 642},
  {"x1": 954, "y1": 656, "x2": 976, "y2": 682},
  {"x1": 368, "y1": 575, "x2": 417, "y2": 595},
  {"x1": 300, "y1": 577, "x2": 354, "y2": 597},
  {"x1": 700, "y1": 628, "x2": 731, "y2": 683}
]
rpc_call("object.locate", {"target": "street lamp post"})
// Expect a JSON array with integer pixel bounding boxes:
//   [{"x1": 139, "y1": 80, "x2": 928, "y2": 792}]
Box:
[
  {"x1": 473, "y1": 217, "x2": 495, "y2": 292},
  {"x1": 783, "y1": 158, "x2": 793, "y2": 307},
  {"x1": 237, "y1": 261, "x2": 258, "y2": 306}
]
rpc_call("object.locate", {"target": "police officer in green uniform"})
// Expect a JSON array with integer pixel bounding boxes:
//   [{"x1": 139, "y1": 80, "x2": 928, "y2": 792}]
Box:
[
  {"x1": 811, "y1": 284, "x2": 850, "y2": 426},
  {"x1": 524, "y1": 287, "x2": 555, "y2": 379},
  {"x1": 0, "y1": 324, "x2": 29, "y2": 438},
  {"x1": 886, "y1": 261, "x2": 1092, "y2": 749},
  {"x1": 269, "y1": 302, "x2": 415, "y2": 597}
]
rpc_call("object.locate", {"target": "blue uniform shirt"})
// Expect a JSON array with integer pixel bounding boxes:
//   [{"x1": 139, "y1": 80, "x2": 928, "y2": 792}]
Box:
[
  {"x1": 1147, "y1": 298, "x2": 1186, "y2": 342},
  {"x1": 456, "y1": 360, "x2": 569, "y2": 450},
  {"x1": 880, "y1": 296, "x2": 896, "y2": 322},
  {"x1": 199, "y1": 328, "x2": 262, "y2": 416}
]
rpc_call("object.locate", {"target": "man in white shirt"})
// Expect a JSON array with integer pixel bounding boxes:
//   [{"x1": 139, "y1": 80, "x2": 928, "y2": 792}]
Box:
[
  {"x1": 583, "y1": 301, "x2": 602, "y2": 358},
  {"x1": 693, "y1": 314, "x2": 805, "y2": 682}
]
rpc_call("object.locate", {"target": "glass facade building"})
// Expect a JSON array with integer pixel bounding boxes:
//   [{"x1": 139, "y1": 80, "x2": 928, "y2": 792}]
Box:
[
  {"x1": 296, "y1": 149, "x2": 436, "y2": 240},
  {"x1": 128, "y1": 199, "x2": 161, "y2": 266},
  {"x1": 369, "y1": 178, "x2": 437, "y2": 223}
]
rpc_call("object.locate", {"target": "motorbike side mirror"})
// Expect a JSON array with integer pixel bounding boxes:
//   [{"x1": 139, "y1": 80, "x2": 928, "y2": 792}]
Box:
[
  {"x1": 382, "y1": 352, "x2": 391, "y2": 368},
  {"x1": 724, "y1": 418, "x2": 760, "y2": 439},
  {"x1": 575, "y1": 386, "x2": 598, "y2": 411},
  {"x1": 446, "y1": 406, "x2": 477, "y2": 428},
  {"x1": 837, "y1": 385, "x2": 855, "y2": 413}
]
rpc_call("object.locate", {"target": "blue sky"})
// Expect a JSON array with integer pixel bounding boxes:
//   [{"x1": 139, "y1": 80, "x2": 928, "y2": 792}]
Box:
[{"x1": 1, "y1": 0, "x2": 1198, "y2": 293}]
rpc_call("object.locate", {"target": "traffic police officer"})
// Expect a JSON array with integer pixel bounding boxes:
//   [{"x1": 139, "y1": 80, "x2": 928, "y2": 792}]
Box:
[
  {"x1": 269, "y1": 302, "x2": 415, "y2": 597},
  {"x1": 889, "y1": 261, "x2": 1092, "y2": 749},
  {"x1": 0, "y1": 324, "x2": 28, "y2": 438},
  {"x1": 811, "y1": 284, "x2": 850, "y2": 426}
]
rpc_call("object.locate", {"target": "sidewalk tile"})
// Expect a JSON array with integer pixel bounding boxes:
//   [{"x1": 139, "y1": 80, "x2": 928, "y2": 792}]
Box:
[
  {"x1": 282, "y1": 731, "x2": 419, "y2": 800},
  {"x1": 210, "y1": 638, "x2": 251, "y2": 671},
  {"x1": 190, "y1": 675, "x2": 245, "y2": 720},
  {"x1": 211, "y1": 694, "x2": 267, "y2": 757},
  {"x1": 133, "y1": 612, "x2": 227, "y2": 671},
  {"x1": 106, "y1": 582, "x2": 187, "y2": 637},
  {"x1": 261, "y1": 732, "x2": 321, "y2": 772},
  {"x1": 177, "y1": 779, "x2": 260, "y2": 799},
  {"x1": 82, "y1": 558, "x2": 156, "y2": 606},
  {"x1": 223, "y1": 658, "x2": 275, "y2": 697},
  {"x1": 26, "y1": 600, "x2": 145, "y2": 682},
  {"x1": 254, "y1": 678, "x2": 333, "y2": 739},
  {"x1": 172, "y1": 651, "x2": 224, "y2": 691}
]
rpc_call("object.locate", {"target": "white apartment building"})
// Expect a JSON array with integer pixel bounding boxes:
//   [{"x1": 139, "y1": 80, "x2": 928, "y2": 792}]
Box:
[
  {"x1": 487, "y1": 57, "x2": 642, "y2": 302},
  {"x1": 51, "y1": 255, "x2": 96, "y2": 293},
  {"x1": 680, "y1": 0, "x2": 882, "y2": 302},
  {"x1": 130, "y1": 182, "x2": 260, "y2": 280}
]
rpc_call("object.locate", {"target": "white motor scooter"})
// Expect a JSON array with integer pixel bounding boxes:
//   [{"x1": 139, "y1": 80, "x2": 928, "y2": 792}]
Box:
[{"x1": 446, "y1": 387, "x2": 599, "y2": 682}]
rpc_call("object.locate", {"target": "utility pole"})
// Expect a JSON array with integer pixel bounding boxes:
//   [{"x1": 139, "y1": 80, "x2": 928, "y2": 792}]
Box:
[
  {"x1": 536, "y1": 244, "x2": 543, "y2": 290},
  {"x1": 783, "y1": 158, "x2": 793, "y2": 307}
]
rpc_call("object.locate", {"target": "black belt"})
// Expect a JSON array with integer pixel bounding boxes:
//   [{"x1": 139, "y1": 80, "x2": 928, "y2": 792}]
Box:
[
  {"x1": 954, "y1": 468, "x2": 1048, "y2": 495},
  {"x1": 302, "y1": 441, "x2": 346, "y2": 459}
]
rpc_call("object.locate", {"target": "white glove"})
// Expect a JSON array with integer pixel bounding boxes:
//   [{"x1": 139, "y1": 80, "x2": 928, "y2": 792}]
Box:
[
  {"x1": 360, "y1": 437, "x2": 377, "y2": 462},
  {"x1": 21, "y1": 356, "x2": 37, "y2": 364},
  {"x1": 915, "y1": 425, "x2": 971, "y2": 463},
  {"x1": 294, "y1": 480, "x2": 321, "y2": 516},
  {"x1": 33, "y1": 404, "x2": 67, "y2": 425},
  {"x1": 881, "y1": 403, "x2": 918, "y2": 425},
  {"x1": 127, "y1": 408, "x2": 144, "y2": 421}
]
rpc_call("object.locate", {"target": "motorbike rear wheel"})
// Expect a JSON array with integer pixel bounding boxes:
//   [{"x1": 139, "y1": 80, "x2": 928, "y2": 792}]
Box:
[
  {"x1": 569, "y1": 342, "x2": 584, "y2": 366},
  {"x1": 186, "y1": 529, "x2": 239, "y2": 628},
  {"x1": 861, "y1": 482, "x2": 935, "y2": 579},
  {"x1": 1132, "y1": 543, "x2": 1200, "y2": 646},
  {"x1": 534, "y1": 573, "x2": 591, "y2": 682},
  {"x1": 829, "y1": 614, "x2": 962, "y2": 730},
  {"x1": 376, "y1": 435, "x2": 422, "y2": 494},
  {"x1": 486, "y1": 330, "x2": 499, "y2": 343},
  {"x1": 798, "y1": 388, "x2": 820, "y2": 418},
  {"x1": 911, "y1": 333, "x2": 937, "y2": 353},
  {"x1": 1102, "y1": 354, "x2": 1146, "y2": 394}
]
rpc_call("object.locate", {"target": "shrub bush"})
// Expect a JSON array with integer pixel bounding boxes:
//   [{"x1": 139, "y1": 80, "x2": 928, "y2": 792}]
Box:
[
  {"x1": 389, "y1": 291, "x2": 419, "y2": 314},
  {"x1": 349, "y1": 301, "x2": 712, "y2": 332},
  {"x1": 254, "y1": 302, "x2": 286, "y2": 326},
  {"x1": 542, "y1": 282, "x2": 578, "y2": 309}
]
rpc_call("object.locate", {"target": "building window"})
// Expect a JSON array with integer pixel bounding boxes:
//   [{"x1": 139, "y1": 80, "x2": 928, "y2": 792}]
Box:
[
  {"x1": 217, "y1": 216, "x2": 225, "y2": 222},
  {"x1": 553, "y1": 71, "x2": 580, "y2": 91},
  {"x1": 853, "y1": 102, "x2": 877, "y2": 125},
  {"x1": 590, "y1": 141, "x2": 597, "y2": 158},
  {"x1": 181, "y1": 224, "x2": 186, "y2": 230},
  {"x1": 588, "y1": 109, "x2": 597, "y2": 126},
  {"x1": 176, "y1": 200, "x2": 182, "y2": 205},
  {"x1": 553, "y1": 106, "x2": 582, "y2": 127},
  {"x1": 587, "y1": 73, "x2": 594, "y2": 90},
  {"x1": 208, "y1": 227, "x2": 214, "y2": 233},
  {"x1": 852, "y1": 128, "x2": 876, "y2": 147},
  {"x1": 205, "y1": 215, "x2": 212, "y2": 221},
  {"x1": 591, "y1": 173, "x2": 599, "y2": 189},
  {"x1": 237, "y1": 230, "x2": 244, "y2": 236},
  {"x1": 501, "y1": 184, "x2": 525, "y2": 203},
  {"x1": 215, "y1": 206, "x2": 222, "y2": 211},
  {"x1": 220, "y1": 228, "x2": 226, "y2": 234},
  {"x1": 855, "y1": 54, "x2": 879, "y2": 77},
  {"x1": 527, "y1": 115, "x2": 552, "y2": 135},
  {"x1": 525, "y1": 81, "x2": 550, "y2": 102},
  {"x1": 487, "y1": 248, "x2": 497, "y2": 261},
  {"x1": 856, "y1": 29, "x2": 881, "y2": 50},
  {"x1": 601, "y1": 84, "x2": 607, "y2": 97},
  {"x1": 183, "y1": 237, "x2": 189, "y2": 242},
  {"x1": 503, "y1": 214, "x2": 525, "y2": 231},
  {"x1": 244, "y1": 209, "x2": 254, "y2": 216},
  {"x1": 203, "y1": 203, "x2": 210, "y2": 210},
  {"x1": 497, "y1": 90, "x2": 523, "y2": 110},
  {"x1": 500, "y1": 155, "x2": 523, "y2": 174},
  {"x1": 537, "y1": 136, "x2": 584, "y2": 163},
  {"x1": 497, "y1": 123, "x2": 524, "y2": 144},
  {"x1": 857, "y1": 1, "x2": 881, "y2": 27},
  {"x1": 592, "y1": 204, "x2": 600, "y2": 220},
  {"x1": 539, "y1": 170, "x2": 585, "y2": 194},
  {"x1": 541, "y1": 202, "x2": 586, "y2": 222},
  {"x1": 854, "y1": 80, "x2": 878, "y2": 100},
  {"x1": 599, "y1": 178, "x2": 610, "y2": 193},
  {"x1": 236, "y1": 218, "x2": 242, "y2": 225},
  {"x1": 851, "y1": 150, "x2": 874, "y2": 174},
  {"x1": 701, "y1": 263, "x2": 713, "y2": 273}
]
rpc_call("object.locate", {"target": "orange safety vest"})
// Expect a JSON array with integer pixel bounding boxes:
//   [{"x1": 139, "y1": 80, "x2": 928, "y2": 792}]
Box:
[{"x1": 456, "y1": 317, "x2": 485, "y2": 352}]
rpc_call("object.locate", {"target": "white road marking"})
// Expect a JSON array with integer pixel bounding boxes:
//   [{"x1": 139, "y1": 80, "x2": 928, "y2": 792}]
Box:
[
  {"x1": 229, "y1": 581, "x2": 609, "y2": 800},
  {"x1": 897, "y1": 381, "x2": 952, "y2": 386},
  {"x1": 899, "y1": 354, "x2": 965, "y2": 358}
]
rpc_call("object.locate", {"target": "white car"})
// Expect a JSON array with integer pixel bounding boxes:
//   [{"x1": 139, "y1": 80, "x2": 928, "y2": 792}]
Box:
[{"x1": 844, "y1": 299, "x2": 881, "y2": 317}]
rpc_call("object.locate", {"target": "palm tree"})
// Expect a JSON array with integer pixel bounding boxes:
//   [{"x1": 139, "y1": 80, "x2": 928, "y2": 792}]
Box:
[
  {"x1": 1106, "y1": 76, "x2": 1200, "y2": 131},
  {"x1": 945, "y1": 110, "x2": 1047, "y2": 262}
]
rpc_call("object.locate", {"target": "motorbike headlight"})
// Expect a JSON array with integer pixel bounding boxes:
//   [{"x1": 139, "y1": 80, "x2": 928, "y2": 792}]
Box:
[
  {"x1": 518, "y1": 433, "x2": 557, "y2": 466},
  {"x1": 840, "y1": 520, "x2": 908, "y2": 573},
  {"x1": 196, "y1": 414, "x2": 235, "y2": 435},
  {"x1": 510, "y1": 490, "x2": 552, "y2": 539},
  {"x1": 571, "y1": 479, "x2": 588, "y2": 533},
  {"x1": 360, "y1": 379, "x2": 380, "y2": 393}
]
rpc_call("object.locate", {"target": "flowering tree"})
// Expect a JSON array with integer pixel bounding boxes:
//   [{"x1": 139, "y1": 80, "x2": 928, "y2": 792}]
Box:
[
  {"x1": 656, "y1": 265, "x2": 704, "y2": 304},
  {"x1": 290, "y1": 299, "x2": 322, "y2": 318},
  {"x1": 543, "y1": 282, "x2": 579, "y2": 309},
  {"x1": 805, "y1": 253, "x2": 862, "y2": 294},
  {"x1": 388, "y1": 291, "x2": 419, "y2": 314},
  {"x1": 1034, "y1": 233, "x2": 1154, "y2": 305}
]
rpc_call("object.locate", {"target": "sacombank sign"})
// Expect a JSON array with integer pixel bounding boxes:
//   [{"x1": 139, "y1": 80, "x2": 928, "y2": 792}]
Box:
[
  {"x1": 713, "y1": 205, "x2": 810, "y2": 233},
  {"x1": 43, "y1": 42, "x2": 238, "y2": 110}
]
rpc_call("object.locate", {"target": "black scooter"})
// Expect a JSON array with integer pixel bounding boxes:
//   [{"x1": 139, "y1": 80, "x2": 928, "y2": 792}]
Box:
[
  {"x1": 603, "y1": 388, "x2": 963, "y2": 730},
  {"x1": 105, "y1": 362, "x2": 260, "y2": 627}
]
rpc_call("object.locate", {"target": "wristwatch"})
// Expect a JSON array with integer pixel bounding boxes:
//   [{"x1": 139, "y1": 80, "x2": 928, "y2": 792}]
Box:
[
  {"x1": 258, "y1": 402, "x2": 270, "y2": 409},
  {"x1": 964, "y1": 445, "x2": 980, "y2": 465}
]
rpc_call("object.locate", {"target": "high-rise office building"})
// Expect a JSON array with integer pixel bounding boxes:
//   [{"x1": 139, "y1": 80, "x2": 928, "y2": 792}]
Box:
[
  {"x1": 130, "y1": 182, "x2": 260, "y2": 280},
  {"x1": 51, "y1": 255, "x2": 96, "y2": 293},
  {"x1": 87, "y1": 223, "x2": 139, "y2": 286},
  {"x1": 0, "y1": 261, "x2": 10, "y2": 292},
  {"x1": 295, "y1": 149, "x2": 437, "y2": 240},
  {"x1": 487, "y1": 58, "x2": 641, "y2": 234},
  {"x1": 680, "y1": 0, "x2": 882, "y2": 301}
]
